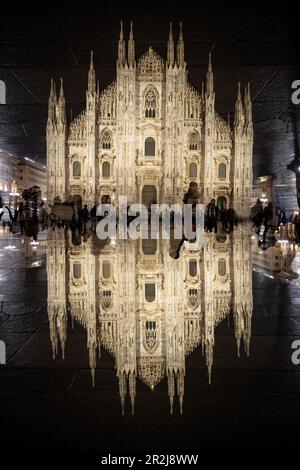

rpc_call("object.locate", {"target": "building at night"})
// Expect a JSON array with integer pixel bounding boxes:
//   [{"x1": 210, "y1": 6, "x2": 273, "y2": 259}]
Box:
[
  {"x1": 47, "y1": 223, "x2": 252, "y2": 414},
  {"x1": 46, "y1": 22, "x2": 253, "y2": 215},
  {"x1": 16, "y1": 157, "x2": 47, "y2": 199},
  {"x1": 0, "y1": 148, "x2": 18, "y2": 206}
]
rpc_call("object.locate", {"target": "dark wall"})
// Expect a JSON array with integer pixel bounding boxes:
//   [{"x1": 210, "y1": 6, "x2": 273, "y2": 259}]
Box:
[{"x1": 1, "y1": 4, "x2": 299, "y2": 211}]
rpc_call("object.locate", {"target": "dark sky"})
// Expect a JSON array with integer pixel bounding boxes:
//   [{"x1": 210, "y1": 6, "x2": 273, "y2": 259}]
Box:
[{"x1": 1, "y1": 3, "x2": 300, "y2": 209}]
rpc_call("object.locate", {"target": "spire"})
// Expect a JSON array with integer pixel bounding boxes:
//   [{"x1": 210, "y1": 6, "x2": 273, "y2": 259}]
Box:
[
  {"x1": 176, "y1": 22, "x2": 185, "y2": 67},
  {"x1": 89, "y1": 345, "x2": 97, "y2": 388},
  {"x1": 167, "y1": 22, "x2": 174, "y2": 67},
  {"x1": 168, "y1": 370, "x2": 175, "y2": 414},
  {"x1": 128, "y1": 21, "x2": 135, "y2": 67},
  {"x1": 129, "y1": 371, "x2": 136, "y2": 415},
  {"x1": 88, "y1": 50, "x2": 96, "y2": 94},
  {"x1": 244, "y1": 83, "x2": 253, "y2": 132},
  {"x1": 206, "y1": 52, "x2": 214, "y2": 95},
  {"x1": 47, "y1": 79, "x2": 57, "y2": 124},
  {"x1": 118, "y1": 20, "x2": 126, "y2": 67},
  {"x1": 118, "y1": 372, "x2": 127, "y2": 416},
  {"x1": 234, "y1": 82, "x2": 245, "y2": 130}
]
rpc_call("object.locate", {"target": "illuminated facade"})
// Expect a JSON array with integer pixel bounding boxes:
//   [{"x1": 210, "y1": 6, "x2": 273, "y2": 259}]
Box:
[
  {"x1": 46, "y1": 22, "x2": 253, "y2": 215},
  {"x1": 47, "y1": 224, "x2": 253, "y2": 414}
]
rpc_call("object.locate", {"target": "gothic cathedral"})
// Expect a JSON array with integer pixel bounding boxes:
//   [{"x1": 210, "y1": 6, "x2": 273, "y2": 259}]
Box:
[{"x1": 46, "y1": 22, "x2": 253, "y2": 215}]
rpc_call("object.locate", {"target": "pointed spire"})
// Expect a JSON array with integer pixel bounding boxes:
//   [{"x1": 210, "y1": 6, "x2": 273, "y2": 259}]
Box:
[
  {"x1": 88, "y1": 50, "x2": 96, "y2": 94},
  {"x1": 168, "y1": 371, "x2": 175, "y2": 414},
  {"x1": 118, "y1": 20, "x2": 126, "y2": 67},
  {"x1": 206, "y1": 52, "x2": 214, "y2": 95},
  {"x1": 167, "y1": 22, "x2": 174, "y2": 67},
  {"x1": 128, "y1": 21, "x2": 135, "y2": 67},
  {"x1": 234, "y1": 82, "x2": 245, "y2": 130},
  {"x1": 129, "y1": 371, "x2": 136, "y2": 415},
  {"x1": 47, "y1": 79, "x2": 56, "y2": 126},
  {"x1": 176, "y1": 22, "x2": 185, "y2": 67},
  {"x1": 244, "y1": 82, "x2": 253, "y2": 131},
  {"x1": 59, "y1": 78, "x2": 64, "y2": 102}
]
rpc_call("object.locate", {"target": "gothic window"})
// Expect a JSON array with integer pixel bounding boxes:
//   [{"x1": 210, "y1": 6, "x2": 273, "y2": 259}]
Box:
[
  {"x1": 0, "y1": 80, "x2": 6, "y2": 104},
  {"x1": 189, "y1": 162, "x2": 197, "y2": 178},
  {"x1": 101, "y1": 131, "x2": 111, "y2": 149},
  {"x1": 102, "y1": 261, "x2": 111, "y2": 279},
  {"x1": 218, "y1": 162, "x2": 226, "y2": 179},
  {"x1": 142, "y1": 238, "x2": 157, "y2": 255},
  {"x1": 189, "y1": 132, "x2": 199, "y2": 151},
  {"x1": 73, "y1": 161, "x2": 81, "y2": 177},
  {"x1": 73, "y1": 262, "x2": 81, "y2": 279},
  {"x1": 145, "y1": 283, "x2": 156, "y2": 302},
  {"x1": 218, "y1": 259, "x2": 226, "y2": 277},
  {"x1": 189, "y1": 260, "x2": 197, "y2": 277},
  {"x1": 145, "y1": 321, "x2": 157, "y2": 351},
  {"x1": 102, "y1": 161, "x2": 110, "y2": 178},
  {"x1": 144, "y1": 89, "x2": 156, "y2": 118},
  {"x1": 145, "y1": 137, "x2": 155, "y2": 156}
]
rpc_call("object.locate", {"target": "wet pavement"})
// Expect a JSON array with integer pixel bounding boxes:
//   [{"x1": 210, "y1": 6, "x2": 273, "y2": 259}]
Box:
[{"x1": 1, "y1": 228, "x2": 300, "y2": 450}]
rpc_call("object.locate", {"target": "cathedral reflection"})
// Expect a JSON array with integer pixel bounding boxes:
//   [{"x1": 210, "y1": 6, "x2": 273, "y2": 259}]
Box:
[{"x1": 46, "y1": 223, "x2": 253, "y2": 415}]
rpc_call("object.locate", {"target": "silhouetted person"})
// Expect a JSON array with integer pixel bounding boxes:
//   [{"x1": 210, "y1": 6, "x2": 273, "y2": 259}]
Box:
[
  {"x1": 90, "y1": 205, "x2": 97, "y2": 232},
  {"x1": 251, "y1": 198, "x2": 263, "y2": 234},
  {"x1": 263, "y1": 201, "x2": 274, "y2": 242},
  {"x1": 206, "y1": 199, "x2": 218, "y2": 233},
  {"x1": 81, "y1": 205, "x2": 89, "y2": 232}
]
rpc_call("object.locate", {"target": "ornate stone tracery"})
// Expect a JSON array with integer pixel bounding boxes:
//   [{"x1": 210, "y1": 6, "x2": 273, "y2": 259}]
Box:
[{"x1": 47, "y1": 223, "x2": 253, "y2": 415}]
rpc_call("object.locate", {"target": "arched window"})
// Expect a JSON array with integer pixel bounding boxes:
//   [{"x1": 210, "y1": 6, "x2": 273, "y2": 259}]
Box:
[
  {"x1": 145, "y1": 137, "x2": 155, "y2": 156},
  {"x1": 73, "y1": 262, "x2": 82, "y2": 279},
  {"x1": 218, "y1": 259, "x2": 226, "y2": 277},
  {"x1": 189, "y1": 132, "x2": 199, "y2": 151},
  {"x1": 189, "y1": 162, "x2": 197, "y2": 178},
  {"x1": 145, "y1": 283, "x2": 156, "y2": 302},
  {"x1": 0, "y1": 80, "x2": 6, "y2": 104},
  {"x1": 218, "y1": 162, "x2": 226, "y2": 179},
  {"x1": 145, "y1": 89, "x2": 156, "y2": 118},
  {"x1": 73, "y1": 161, "x2": 81, "y2": 177},
  {"x1": 101, "y1": 131, "x2": 111, "y2": 149},
  {"x1": 142, "y1": 238, "x2": 157, "y2": 255},
  {"x1": 189, "y1": 260, "x2": 197, "y2": 277},
  {"x1": 102, "y1": 161, "x2": 110, "y2": 178},
  {"x1": 102, "y1": 261, "x2": 111, "y2": 279}
]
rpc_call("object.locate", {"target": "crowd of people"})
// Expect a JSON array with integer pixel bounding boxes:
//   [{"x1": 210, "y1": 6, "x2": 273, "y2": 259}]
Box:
[{"x1": 2, "y1": 184, "x2": 300, "y2": 244}]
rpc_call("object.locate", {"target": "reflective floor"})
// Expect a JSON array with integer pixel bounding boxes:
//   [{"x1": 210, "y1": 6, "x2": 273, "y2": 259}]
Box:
[{"x1": 1, "y1": 226, "x2": 300, "y2": 450}]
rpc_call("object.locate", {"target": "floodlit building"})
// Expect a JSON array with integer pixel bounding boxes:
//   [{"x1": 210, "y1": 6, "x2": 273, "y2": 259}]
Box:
[
  {"x1": 47, "y1": 223, "x2": 253, "y2": 414},
  {"x1": 0, "y1": 148, "x2": 18, "y2": 206},
  {"x1": 47, "y1": 22, "x2": 253, "y2": 215},
  {"x1": 17, "y1": 157, "x2": 47, "y2": 199}
]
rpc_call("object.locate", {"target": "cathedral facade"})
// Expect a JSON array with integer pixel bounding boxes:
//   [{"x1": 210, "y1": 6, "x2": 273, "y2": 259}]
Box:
[
  {"x1": 46, "y1": 22, "x2": 253, "y2": 214},
  {"x1": 47, "y1": 224, "x2": 253, "y2": 415}
]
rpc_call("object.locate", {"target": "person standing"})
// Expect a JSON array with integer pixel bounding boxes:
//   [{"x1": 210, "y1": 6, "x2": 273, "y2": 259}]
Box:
[
  {"x1": 206, "y1": 199, "x2": 218, "y2": 233},
  {"x1": 81, "y1": 205, "x2": 90, "y2": 232},
  {"x1": 90, "y1": 205, "x2": 97, "y2": 232},
  {"x1": 263, "y1": 201, "x2": 274, "y2": 242},
  {"x1": 250, "y1": 199, "x2": 264, "y2": 234}
]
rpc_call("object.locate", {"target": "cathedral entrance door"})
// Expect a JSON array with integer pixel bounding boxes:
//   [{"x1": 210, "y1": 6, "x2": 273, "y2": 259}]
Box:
[
  {"x1": 217, "y1": 196, "x2": 227, "y2": 211},
  {"x1": 142, "y1": 185, "x2": 157, "y2": 210}
]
